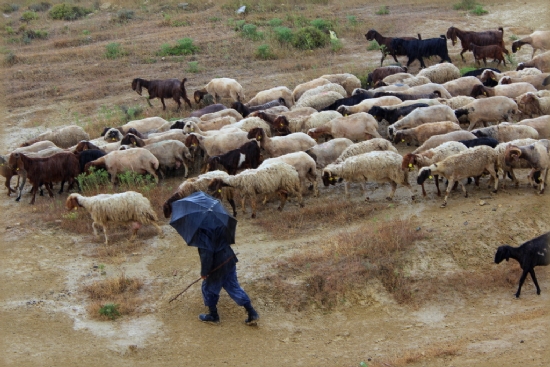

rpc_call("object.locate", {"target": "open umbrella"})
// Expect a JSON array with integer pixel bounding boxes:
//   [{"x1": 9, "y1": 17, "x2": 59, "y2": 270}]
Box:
[{"x1": 169, "y1": 191, "x2": 237, "y2": 252}]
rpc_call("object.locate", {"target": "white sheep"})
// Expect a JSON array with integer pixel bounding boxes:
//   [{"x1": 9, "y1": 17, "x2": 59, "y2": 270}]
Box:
[
  {"x1": 513, "y1": 31, "x2": 550, "y2": 58},
  {"x1": 183, "y1": 120, "x2": 241, "y2": 136},
  {"x1": 518, "y1": 115, "x2": 550, "y2": 139},
  {"x1": 293, "y1": 91, "x2": 346, "y2": 111},
  {"x1": 381, "y1": 72, "x2": 415, "y2": 85},
  {"x1": 307, "y1": 112, "x2": 381, "y2": 142},
  {"x1": 442, "y1": 76, "x2": 483, "y2": 97},
  {"x1": 479, "y1": 68, "x2": 542, "y2": 85},
  {"x1": 186, "y1": 131, "x2": 253, "y2": 158},
  {"x1": 471, "y1": 83, "x2": 537, "y2": 100},
  {"x1": 393, "y1": 121, "x2": 462, "y2": 146},
  {"x1": 412, "y1": 130, "x2": 477, "y2": 154},
  {"x1": 246, "y1": 86, "x2": 294, "y2": 108},
  {"x1": 322, "y1": 150, "x2": 415, "y2": 201},
  {"x1": 84, "y1": 148, "x2": 160, "y2": 184},
  {"x1": 13, "y1": 140, "x2": 57, "y2": 153},
  {"x1": 417, "y1": 63, "x2": 461, "y2": 84},
  {"x1": 471, "y1": 124, "x2": 539, "y2": 142},
  {"x1": 141, "y1": 140, "x2": 193, "y2": 178},
  {"x1": 516, "y1": 92, "x2": 550, "y2": 117},
  {"x1": 65, "y1": 191, "x2": 163, "y2": 245},
  {"x1": 517, "y1": 50, "x2": 550, "y2": 72},
  {"x1": 292, "y1": 77, "x2": 331, "y2": 102},
  {"x1": 387, "y1": 105, "x2": 458, "y2": 138},
  {"x1": 220, "y1": 116, "x2": 273, "y2": 136},
  {"x1": 298, "y1": 83, "x2": 347, "y2": 102},
  {"x1": 306, "y1": 138, "x2": 354, "y2": 169},
  {"x1": 505, "y1": 140, "x2": 550, "y2": 194},
  {"x1": 335, "y1": 138, "x2": 398, "y2": 164},
  {"x1": 454, "y1": 96, "x2": 519, "y2": 131},
  {"x1": 497, "y1": 73, "x2": 550, "y2": 90},
  {"x1": 437, "y1": 96, "x2": 475, "y2": 110},
  {"x1": 20, "y1": 125, "x2": 90, "y2": 149},
  {"x1": 320, "y1": 73, "x2": 361, "y2": 96},
  {"x1": 200, "y1": 109, "x2": 243, "y2": 122},
  {"x1": 399, "y1": 75, "x2": 431, "y2": 87},
  {"x1": 417, "y1": 145, "x2": 499, "y2": 207},
  {"x1": 120, "y1": 117, "x2": 171, "y2": 134},
  {"x1": 401, "y1": 83, "x2": 453, "y2": 99},
  {"x1": 247, "y1": 127, "x2": 317, "y2": 158},
  {"x1": 337, "y1": 96, "x2": 402, "y2": 115},
  {"x1": 268, "y1": 107, "x2": 318, "y2": 133},
  {"x1": 260, "y1": 151, "x2": 318, "y2": 196},
  {"x1": 195, "y1": 78, "x2": 245, "y2": 104},
  {"x1": 207, "y1": 161, "x2": 304, "y2": 218}
]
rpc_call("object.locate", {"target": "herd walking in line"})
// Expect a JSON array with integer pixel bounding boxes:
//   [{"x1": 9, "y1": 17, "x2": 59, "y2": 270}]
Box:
[{"x1": 2, "y1": 25, "x2": 550, "y2": 298}]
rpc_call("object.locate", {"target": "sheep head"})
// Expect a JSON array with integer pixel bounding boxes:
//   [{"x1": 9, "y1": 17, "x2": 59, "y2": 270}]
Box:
[
  {"x1": 516, "y1": 63, "x2": 526, "y2": 71},
  {"x1": 184, "y1": 134, "x2": 200, "y2": 150},
  {"x1": 364, "y1": 29, "x2": 377, "y2": 41},
  {"x1": 393, "y1": 130, "x2": 409, "y2": 145},
  {"x1": 446, "y1": 27, "x2": 457, "y2": 46},
  {"x1": 416, "y1": 167, "x2": 433, "y2": 185},
  {"x1": 401, "y1": 153, "x2": 418, "y2": 171},
  {"x1": 120, "y1": 133, "x2": 145, "y2": 147},
  {"x1": 104, "y1": 128, "x2": 123, "y2": 142},
  {"x1": 65, "y1": 194, "x2": 82, "y2": 211},
  {"x1": 207, "y1": 178, "x2": 229, "y2": 198},
  {"x1": 205, "y1": 156, "x2": 221, "y2": 172},
  {"x1": 194, "y1": 90, "x2": 208, "y2": 104},
  {"x1": 247, "y1": 128, "x2": 264, "y2": 141},
  {"x1": 183, "y1": 121, "x2": 196, "y2": 133},
  {"x1": 499, "y1": 76, "x2": 512, "y2": 85},
  {"x1": 504, "y1": 145, "x2": 522, "y2": 165},
  {"x1": 170, "y1": 120, "x2": 185, "y2": 129},
  {"x1": 470, "y1": 84, "x2": 488, "y2": 98},
  {"x1": 131, "y1": 78, "x2": 142, "y2": 95},
  {"x1": 322, "y1": 170, "x2": 338, "y2": 187},
  {"x1": 511, "y1": 41, "x2": 522, "y2": 53},
  {"x1": 273, "y1": 116, "x2": 289, "y2": 130},
  {"x1": 8, "y1": 153, "x2": 23, "y2": 171},
  {"x1": 494, "y1": 245, "x2": 511, "y2": 263}
]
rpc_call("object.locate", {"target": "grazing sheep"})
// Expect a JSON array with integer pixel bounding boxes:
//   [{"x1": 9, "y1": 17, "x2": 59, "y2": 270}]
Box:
[
  {"x1": 458, "y1": 137, "x2": 499, "y2": 149},
  {"x1": 416, "y1": 145, "x2": 499, "y2": 207},
  {"x1": 247, "y1": 127, "x2": 317, "y2": 158},
  {"x1": 438, "y1": 96, "x2": 475, "y2": 109},
  {"x1": 446, "y1": 26, "x2": 506, "y2": 61},
  {"x1": 373, "y1": 91, "x2": 442, "y2": 101},
  {"x1": 493, "y1": 138, "x2": 538, "y2": 188},
  {"x1": 76, "y1": 149, "x2": 106, "y2": 175},
  {"x1": 454, "y1": 96, "x2": 519, "y2": 130},
  {"x1": 413, "y1": 130, "x2": 477, "y2": 153},
  {"x1": 84, "y1": 148, "x2": 159, "y2": 184},
  {"x1": 366, "y1": 66, "x2": 408, "y2": 87},
  {"x1": 178, "y1": 116, "x2": 237, "y2": 132},
  {"x1": 231, "y1": 98, "x2": 286, "y2": 117},
  {"x1": 494, "y1": 231, "x2": 550, "y2": 298},
  {"x1": 131, "y1": 77, "x2": 192, "y2": 110},
  {"x1": 497, "y1": 73, "x2": 550, "y2": 90},
  {"x1": 335, "y1": 138, "x2": 398, "y2": 164},
  {"x1": 364, "y1": 29, "x2": 419, "y2": 66},
  {"x1": 189, "y1": 104, "x2": 228, "y2": 118},
  {"x1": 184, "y1": 131, "x2": 253, "y2": 159},
  {"x1": 396, "y1": 83, "x2": 452, "y2": 99},
  {"x1": 162, "y1": 171, "x2": 237, "y2": 218},
  {"x1": 512, "y1": 31, "x2": 550, "y2": 58},
  {"x1": 480, "y1": 68, "x2": 542, "y2": 87},
  {"x1": 246, "y1": 86, "x2": 294, "y2": 108},
  {"x1": 207, "y1": 161, "x2": 304, "y2": 218},
  {"x1": 516, "y1": 50, "x2": 550, "y2": 72},
  {"x1": 462, "y1": 67, "x2": 501, "y2": 78},
  {"x1": 468, "y1": 43, "x2": 508, "y2": 67},
  {"x1": 292, "y1": 77, "x2": 331, "y2": 102},
  {"x1": 381, "y1": 72, "x2": 415, "y2": 85},
  {"x1": 393, "y1": 121, "x2": 462, "y2": 146},
  {"x1": 205, "y1": 140, "x2": 261, "y2": 175},
  {"x1": 390, "y1": 36, "x2": 452, "y2": 69},
  {"x1": 471, "y1": 83, "x2": 537, "y2": 100},
  {"x1": 294, "y1": 91, "x2": 347, "y2": 111},
  {"x1": 300, "y1": 111, "x2": 342, "y2": 133},
  {"x1": 305, "y1": 138, "x2": 354, "y2": 169},
  {"x1": 505, "y1": 141, "x2": 550, "y2": 193},
  {"x1": 220, "y1": 116, "x2": 274, "y2": 136},
  {"x1": 518, "y1": 115, "x2": 550, "y2": 138},
  {"x1": 183, "y1": 120, "x2": 241, "y2": 136},
  {"x1": 307, "y1": 112, "x2": 381, "y2": 142},
  {"x1": 260, "y1": 151, "x2": 318, "y2": 196},
  {"x1": 194, "y1": 78, "x2": 245, "y2": 104},
  {"x1": 337, "y1": 96, "x2": 402, "y2": 116},
  {"x1": 417, "y1": 63, "x2": 461, "y2": 84},
  {"x1": 200, "y1": 108, "x2": 243, "y2": 122},
  {"x1": 299, "y1": 83, "x2": 347, "y2": 102},
  {"x1": 398, "y1": 75, "x2": 432, "y2": 87},
  {"x1": 103, "y1": 117, "x2": 171, "y2": 136},
  {"x1": 320, "y1": 74, "x2": 361, "y2": 96},
  {"x1": 472, "y1": 124, "x2": 539, "y2": 142},
  {"x1": 141, "y1": 140, "x2": 192, "y2": 178},
  {"x1": 66, "y1": 192, "x2": 163, "y2": 245},
  {"x1": 322, "y1": 151, "x2": 416, "y2": 201},
  {"x1": 387, "y1": 105, "x2": 458, "y2": 138},
  {"x1": 516, "y1": 92, "x2": 550, "y2": 117},
  {"x1": 20, "y1": 126, "x2": 90, "y2": 149},
  {"x1": 260, "y1": 107, "x2": 318, "y2": 134},
  {"x1": 442, "y1": 76, "x2": 483, "y2": 97},
  {"x1": 321, "y1": 93, "x2": 373, "y2": 112},
  {"x1": 402, "y1": 141, "x2": 468, "y2": 196}
]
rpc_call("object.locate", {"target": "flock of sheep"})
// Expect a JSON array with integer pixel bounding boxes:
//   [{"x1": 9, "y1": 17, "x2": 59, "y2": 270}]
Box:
[{"x1": 1, "y1": 27, "x2": 550, "y2": 297}]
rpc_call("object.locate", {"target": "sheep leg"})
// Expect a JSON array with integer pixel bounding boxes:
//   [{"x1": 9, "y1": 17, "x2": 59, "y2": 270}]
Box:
[
  {"x1": 516, "y1": 269, "x2": 530, "y2": 298},
  {"x1": 483, "y1": 57, "x2": 487, "y2": 67},
  {"x1": 103, "y1": 224, "x2": 110, "y2": 245},
  {"x1": 227, "y1": 198, "x2": 237, "y2": 217},
  {"x1": 441, "y1": 179, "x2": 455, "y2": 208},
  {"x1": 529, "y1": 269, "x2": 541, "y2": 295},
  {"x1": 160, "y1": 98, "x2": 167, "y2": 111},
  {"x1": 15, "y1": 171, "x2": 27, "y2": 202},
  {"x1": 344, "y1": 182, "x2": 350, "y2": 199},
  {"x1": 277, "y1": 190, "x2": 289, "y2": 211},
  {"x1": 44, "y1": 183, "x2": 55, "y2": 198},
  {"x1": 459, "y1": 181, "x2": 468, "y2": 198},
  {"x1": 434, "y1": 174, "x2": 441, "y2": 197},
  {"x1": 421, "y1": 183, "x2": 427, "y2": 197},
  {"x1": 460, "y1": 49, "x2": 466, "y2": 61},
  {"x1": 29, "y1": 184, "x2": 38, "y2": 205},
  {"x1": 250, "y1": 197, "x2": 257, "y2": 219},
  {"x1": 146, "y1": 96, "x2": 153, "y2": 107},
  {"x1": 386, "y1": 182, "x2": 397, "y2": 201},
  {"x1": 130, "y1": 222, "x2": 141, "y2": 241},
  {"x1": 92, "y1": 222, "x2": 99, "y2": 237},
  {"x1": 241, "y1": 196, "x2": 247, "y2": 215},
  {"x1": 152, "y1": 222, "x2": 164, "y2": 238},
  {"x1": 293, "y1": 185, "x2": 304, "y2": 208}
]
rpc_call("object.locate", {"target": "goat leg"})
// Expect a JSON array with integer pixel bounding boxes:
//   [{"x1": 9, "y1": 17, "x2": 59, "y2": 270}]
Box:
[
  {"x1": 516, "y1": 269, "x2": 530, "y2": 298},
  {"x1": 530, "y1": 269, "x2": 541, "y2": 295}
]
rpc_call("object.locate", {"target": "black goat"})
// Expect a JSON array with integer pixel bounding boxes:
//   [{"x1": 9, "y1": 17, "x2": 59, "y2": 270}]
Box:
[
  {"x1": 320, "y1": 94, "x2": 372, "y2": 111},
  {"x1": 364, "y1": 29, "x2": 420, "y2": 66},
  {"x1": 458, "y1": 137, "x2": 499, "y2": 148},
  {"x1": 231, "y1": 98, "x2": 286, "y2": 117},
  {"x1": 495, "y1": 232, "x2": 550, "y2": 298},
  {"x1": 391, "y1": 36, "x2": 451, "y2": 69},
  {"x1": 368, "y1": 103, "x2": 429, "y2": 124},
  {"x1": 76, "y1": 149, "x2": 106, "y2": 173},
  {"x1": 204, "y1": 141, "x2": 261, "y2": 175},
  {"x1": 372, "y1": 91, "x2": 441, "y2": 100},
  {"x1": 131, "y1": 77, "x2": 192, "y2": 110}
]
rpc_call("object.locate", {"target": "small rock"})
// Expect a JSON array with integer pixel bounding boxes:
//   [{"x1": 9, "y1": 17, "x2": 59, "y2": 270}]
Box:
[
  {"x1": 492, "y1": 208, "x2": 497, "y2": 211},
  {"x1": 479, "y1": 200, "x2": 486, "y2": 206},
  {"x1": 520, "y1": 340, "x2": 524, "y2": 343}
]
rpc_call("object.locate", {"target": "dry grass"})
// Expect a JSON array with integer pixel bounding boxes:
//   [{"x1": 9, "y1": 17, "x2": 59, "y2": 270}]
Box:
[
  {"x1": 83, "y1": 273, "x2": 145, "y2": 320},
  {"x1": 371, "y1": 341, "x2": 462, "y2": 367}
]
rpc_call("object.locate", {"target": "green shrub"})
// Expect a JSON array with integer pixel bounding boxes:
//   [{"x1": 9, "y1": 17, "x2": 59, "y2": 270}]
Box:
[
  {"x1": 310, "y1": 18, "x2": 332, "y2": 32},
  {"x1": 376, "y1": 6, "x2": 389, "y2": 15},
  {"x1": 187, "y1": 61, "x2": 200, "y2": 73},
  {"x1": 1, "y1": 4, "x2": 19, "y2": 13},
  {"x1": 273, "y1": 26, "x2": 293, "y2": 44},
  {"x1": 105, "y1": 42, "x2": 125, "y2": 59},
  {"x1": 5, "y1": 26, "x2": 15, "y2": 35},
  {"x1": 470, "y1": 4, "x2": 488, "y2": 15},
  {"x1": 172, "y1": 19, "x2": 190, "y2": 27},
  {"x1": 20, "y1": 11, "x2": 39, "y2": 22},
  {"x1": 291, "y1": 26, "x2": 329, "y2": 50},
  {"x1": 115, "y1": 9, "x2": 135, "y2": 22},
  {"x1": 509, "y1": 34, "x2": 519, "y2": 41},
  {"x1": 4, "y1": 51, "x2": 17, "y2": 66},
  {"x1": 346, "y1": 15, "x2": 357, "y2": 27},
  {"x1": 234, "y1": 19, "x2": 246, "y2": 31},
  {"x1": 157, "y1": 38, "x2": 199, "y2": 56},
  {"x1": 367, "y1": 40, "x2": 381, "y2": 51},
  {"x1": 24, "y1": 29, "x2": 48, "y2": 39},
  {"x1": 269, "y1": 18, "x2": 282, "y2": 27},
  {"x1": 255, "y1": 44, "x2": 276, "y2": 60},
  {"x1": 453, "y1": 0, "x2": 476, "y2": 10},
  {"x1": 241, "y1": 24, "x2": 264, "y2": 41},
  {"x1": 117, "y1": 171, "x2": 156, "y2": 192},
  {"x1": 28, "y1": 2, "x2": 51, "y2": 12},
  {"x1": 330, "y1": 39, "x2": 343, "y2": 52},
  {"x1": 77, "y1": 168, "x2": 110, "y2": 193},
  {"x1": 505, "y1": 53, "x2": 517, "y2": 67},
  {"x1": 98, "y1": 303, "x2": 121, "y2": 320},
  {"x1": 49, "y1": 3, "x2": 92, "y2": 20}
]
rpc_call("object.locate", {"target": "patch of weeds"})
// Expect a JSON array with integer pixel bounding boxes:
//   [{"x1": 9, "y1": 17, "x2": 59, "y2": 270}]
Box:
[
  {"x1": 346, "y1": 15, "x2": 357, "y2": 27},
  {"x1": 269, "y1": 18, "x2": 282, "y2": 27},
  {"x1": 241, "y1": 24, "x2": 264, "y2": 41},
  {"x1": 233, "y1": 19, "x2": 246, "y2": 31},
  {"x1": 310, "y1": 18, "x2": 332, "y2": 32},
  {"x1": 117, "y1": 171, "x2": 156, "y2": 192},
  {"x1": 255, "y1": 44, "x2": 276, "y2": 60},
  {"x1": 49, "y1": 3, "x2": 92, "y2": 21},
  {"x1": 105, "y1": 42, "x2": 126, "y2": 59},
  {"x1": 453, "y1": 0, "x2": 476, "y2": 10},
  {"x1": 460, "y1": 66, "x2": 477, "y2": 75},
  {"x1": 121, "y1": 105, "x2": 143, "y2": 120},
  {"x1": 330, "y1": 38, "x2": 343, "y2": 52},
  {"x1": 172, "y1": 19, "x2": 190, "y2": 27},
  {"x1": 98, "y1": 304, "x2": 121, "y2": 319},
  {"x1": 24, "y1": 29, "x2": 48, "y2": 39},
  {"x1": 470, "y1": 4, "x2": 488, "y2": 15},
  {"x1": 4, "y1": 51, "x2": 18, "y2": 66},
  {"x1": 509, "y1": 34, "x2": 518, "y2": 41},
  {"x1": 187, "y1": 60, "x2": 201, "y2": 73},
  {"x1": 208, "y1": 16, "x2": 221, "y2": 22},
  {"x1": 114, "y1": 9, "x2": 135, "y2": 23},
  {"x1": 367, "y1": 40, "x2": 382, "y2": 51},
  {"x1": 1, "y1": 4, "x2": 19, "y2": 13},
  {"x1": 375, "y1": 5, "x2": 390, "y2": 15},
  {"x1": 82, "y1": 29, "x2": 90, "y2": 36},
  {"x1": 291, "y1": 26, "x2": 329, "y2": 50},
  {"x1": 20, "y1": 11, "x2": 39, "y2": 22},
  {"x1": 505, "y1": 53, "x2": 517, "y2": 67},
  {"x1": 77, "y1": 167, "x2": 111, "y2": 194},
  {"x1": 273, "y1": 26, "x2": 293, "y2": 44},
  {"x1": 157, "y1": 37, "x2": 199, "y2": 56},
  {"x1": 286, "y1": 14, "x2": 309, "y2": 28},
  {"x1": 160, "y1": 14, "x2": 172, "y2": 26},
  {"x1": 28, "y1": 2, "x2": 51, "y2": 12},
  {"x1": 5, "y1": 26, "x2": 15, "y2": 35}
]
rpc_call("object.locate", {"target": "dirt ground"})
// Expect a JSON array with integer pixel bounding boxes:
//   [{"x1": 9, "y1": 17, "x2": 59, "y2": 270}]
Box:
[{"x1": 1, "y1": 1, "x2": 550, "y2": 366}]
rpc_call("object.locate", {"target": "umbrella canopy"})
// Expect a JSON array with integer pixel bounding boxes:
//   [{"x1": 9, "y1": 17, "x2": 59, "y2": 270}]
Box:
[{"x1": 169, "y1": 191, "x2": 237, "y2": 252}]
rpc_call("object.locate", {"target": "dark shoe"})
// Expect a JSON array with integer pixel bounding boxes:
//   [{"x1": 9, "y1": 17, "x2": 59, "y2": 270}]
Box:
[
  {"x1": 244, "y1": 308, "x2": 259, "y2": 326},
  {"x1": 199, "y1": 313, "x2": 220, "y2": 324}
]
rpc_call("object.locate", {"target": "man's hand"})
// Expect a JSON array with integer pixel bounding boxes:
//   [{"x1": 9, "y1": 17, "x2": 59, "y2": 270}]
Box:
[{"x1": 201, "y1": 275, "x2": 207, "y2": 280}]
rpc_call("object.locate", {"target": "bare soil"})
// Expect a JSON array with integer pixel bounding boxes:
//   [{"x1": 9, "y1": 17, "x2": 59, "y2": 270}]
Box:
[{"x1": 1, "y1": 1, "x2": 549, "y2": 366}]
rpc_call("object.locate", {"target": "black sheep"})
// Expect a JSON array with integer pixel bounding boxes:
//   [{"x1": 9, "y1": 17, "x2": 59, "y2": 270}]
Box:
[
  {"x1": 458, "y1": 137, "x2": 499, "y2": 148},
  {"x1": 231, "y1": 98, "x2": 285, "y2": 117},
  {"x1": 320, "y1": 94, "x2": 372, "y2": 112},
  {"x1": 391, "y1": 36, "x2": 452, "y2": 69},
  {"x1": 461, "y1": 67, "x2": 501, "y2": 78},
  {"x1": 131, "y1": 77, "x2": 192, "y2": 110},
  {"x1": 372, "y1": 90, "x2": 441, "y2": 100},
  {"x1": 495, "y1": 232, "x2": 550, "y2": 298},
  {"x1": 76, "y1": 149, "x2": 106, "y2": 173},
  {"x1": 368, "y1": 103, "x2": 429, "y2": 124}
]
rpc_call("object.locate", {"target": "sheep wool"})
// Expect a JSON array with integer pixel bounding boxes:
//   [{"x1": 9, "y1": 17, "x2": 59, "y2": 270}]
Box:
[
  {"x1": 417, "y1": 63, "x2": 461, "y2": 84},
  {"x1": 293, "y1": 91, "x2": 346, "y2": 111},
  {"x1": 306, "y1": 138, "x2": 354, "y2": 169},
  {"x1": 335, "y1": 138, "x2": 398, "y2": 164},
  {"x1": 299, "y1": 83, "x2": 347, "y2": 102},
  {"x1": 66, "y1": 191, "x2": 162, "y2": 245},
  {"x1": 438, "y1": 96, "x2": 475, "y2": 110},
  {"x1": 292, "y1": 77, "x2": 331, "y2": 102},
  {"x1": 246, "y1": 86, "x2": 294, "y2": 109},
  {"x1": 302, "y1": 111, "x2": 342, "y2": 132},
  {"x1": 320, "y1": 74, "x2": 361, "y2": 96},
  {"x1": 22, "y1": 125, "x2": 89, "y2": 149},
  {"x1": 472, "y1": 124, "x2": 539, "y2": 142},
  {"x1": 222, "y1": 116, "x2": 273, "y2": 136}
]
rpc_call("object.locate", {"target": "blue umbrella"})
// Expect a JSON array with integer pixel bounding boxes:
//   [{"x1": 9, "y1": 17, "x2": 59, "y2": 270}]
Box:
[{"x1": 169, "y1": 191, "x2": 237, "y2": 252}]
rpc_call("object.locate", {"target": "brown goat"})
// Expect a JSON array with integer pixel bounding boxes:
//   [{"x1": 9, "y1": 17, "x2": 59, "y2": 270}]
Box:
[
  {"x1": 446, "y1": 26, "x2": 507, "y2": 61},
  {"x1": 469, "y1": 43, "x2": 508, "y2": 67},
  {"x1": 9, "y1": 152, "x2": 80, "y2": 204},
  {"x1": 131, "y1": 77, "x2": 192, "y2": 110}
]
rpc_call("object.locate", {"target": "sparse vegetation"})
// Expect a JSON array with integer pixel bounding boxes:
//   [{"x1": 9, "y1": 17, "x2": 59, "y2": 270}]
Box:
[
  {"x1": 471, "y1": 4, "x2": 488, "y2": 15},
  {"x1": 157, "y1": 37, "x2": 200, "y2": 56},
  {"x1": 187, "y1": 60, "x2": 201, "y2": 73},
  {"x1": 20, "y1": 11, "x2": 39, "y2": 22},
  {"x1": 241, "y1": 24, "x2": 264, "y2": 41},
  {"x1": 376, "y1": 5, "x2": 390, "y2": 15},
  {"x1": 1, "y1": 3, "x2": 19, "y2": 13},
  {"x1": 509, "y1": 34, "x2": 519, "y2": 41},
  {"x1": 273, "y1": 26, "x2": 293, "y2": 44},
  {"x1": 255, "y1": 44, "x2": 276, "y2": 59},
  {"x1": 291, "y1": 26, "x2": 329, "y2": 50},
  {"x1": 367, "y1": 40, "x2": 382, "y2": 51},
  {"x1": 28, "y1": 2, "x2": 51, "y2": 12},
  {"x1": 330, "y1": 38, "x2": 343, "y2": 52},
  {"x1": 268, "y1": 18, "x2": 283, "y2": 27},
  {"x1": 115, "y1": 9, "x2": 135, "y2": 23},
  {"x1": 105, "y1": 42, "x2": 126, "y2": 59},
  {"x1": 453, "y1": 0, "x2": 476, "y2": 10},
  {"x1": 49, "y1": 3, "x2": 92, "y2": 21}
]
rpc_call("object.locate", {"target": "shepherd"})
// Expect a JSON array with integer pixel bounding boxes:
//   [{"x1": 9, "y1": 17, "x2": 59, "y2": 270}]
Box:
[{"x1": 169, "y1": 191, "x2": 259, "y2": 325}]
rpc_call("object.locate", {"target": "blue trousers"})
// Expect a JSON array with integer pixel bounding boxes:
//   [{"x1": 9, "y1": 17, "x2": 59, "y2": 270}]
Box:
[{"x1": 201, "y1": 266, "x2": 251, "y2": 308}]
